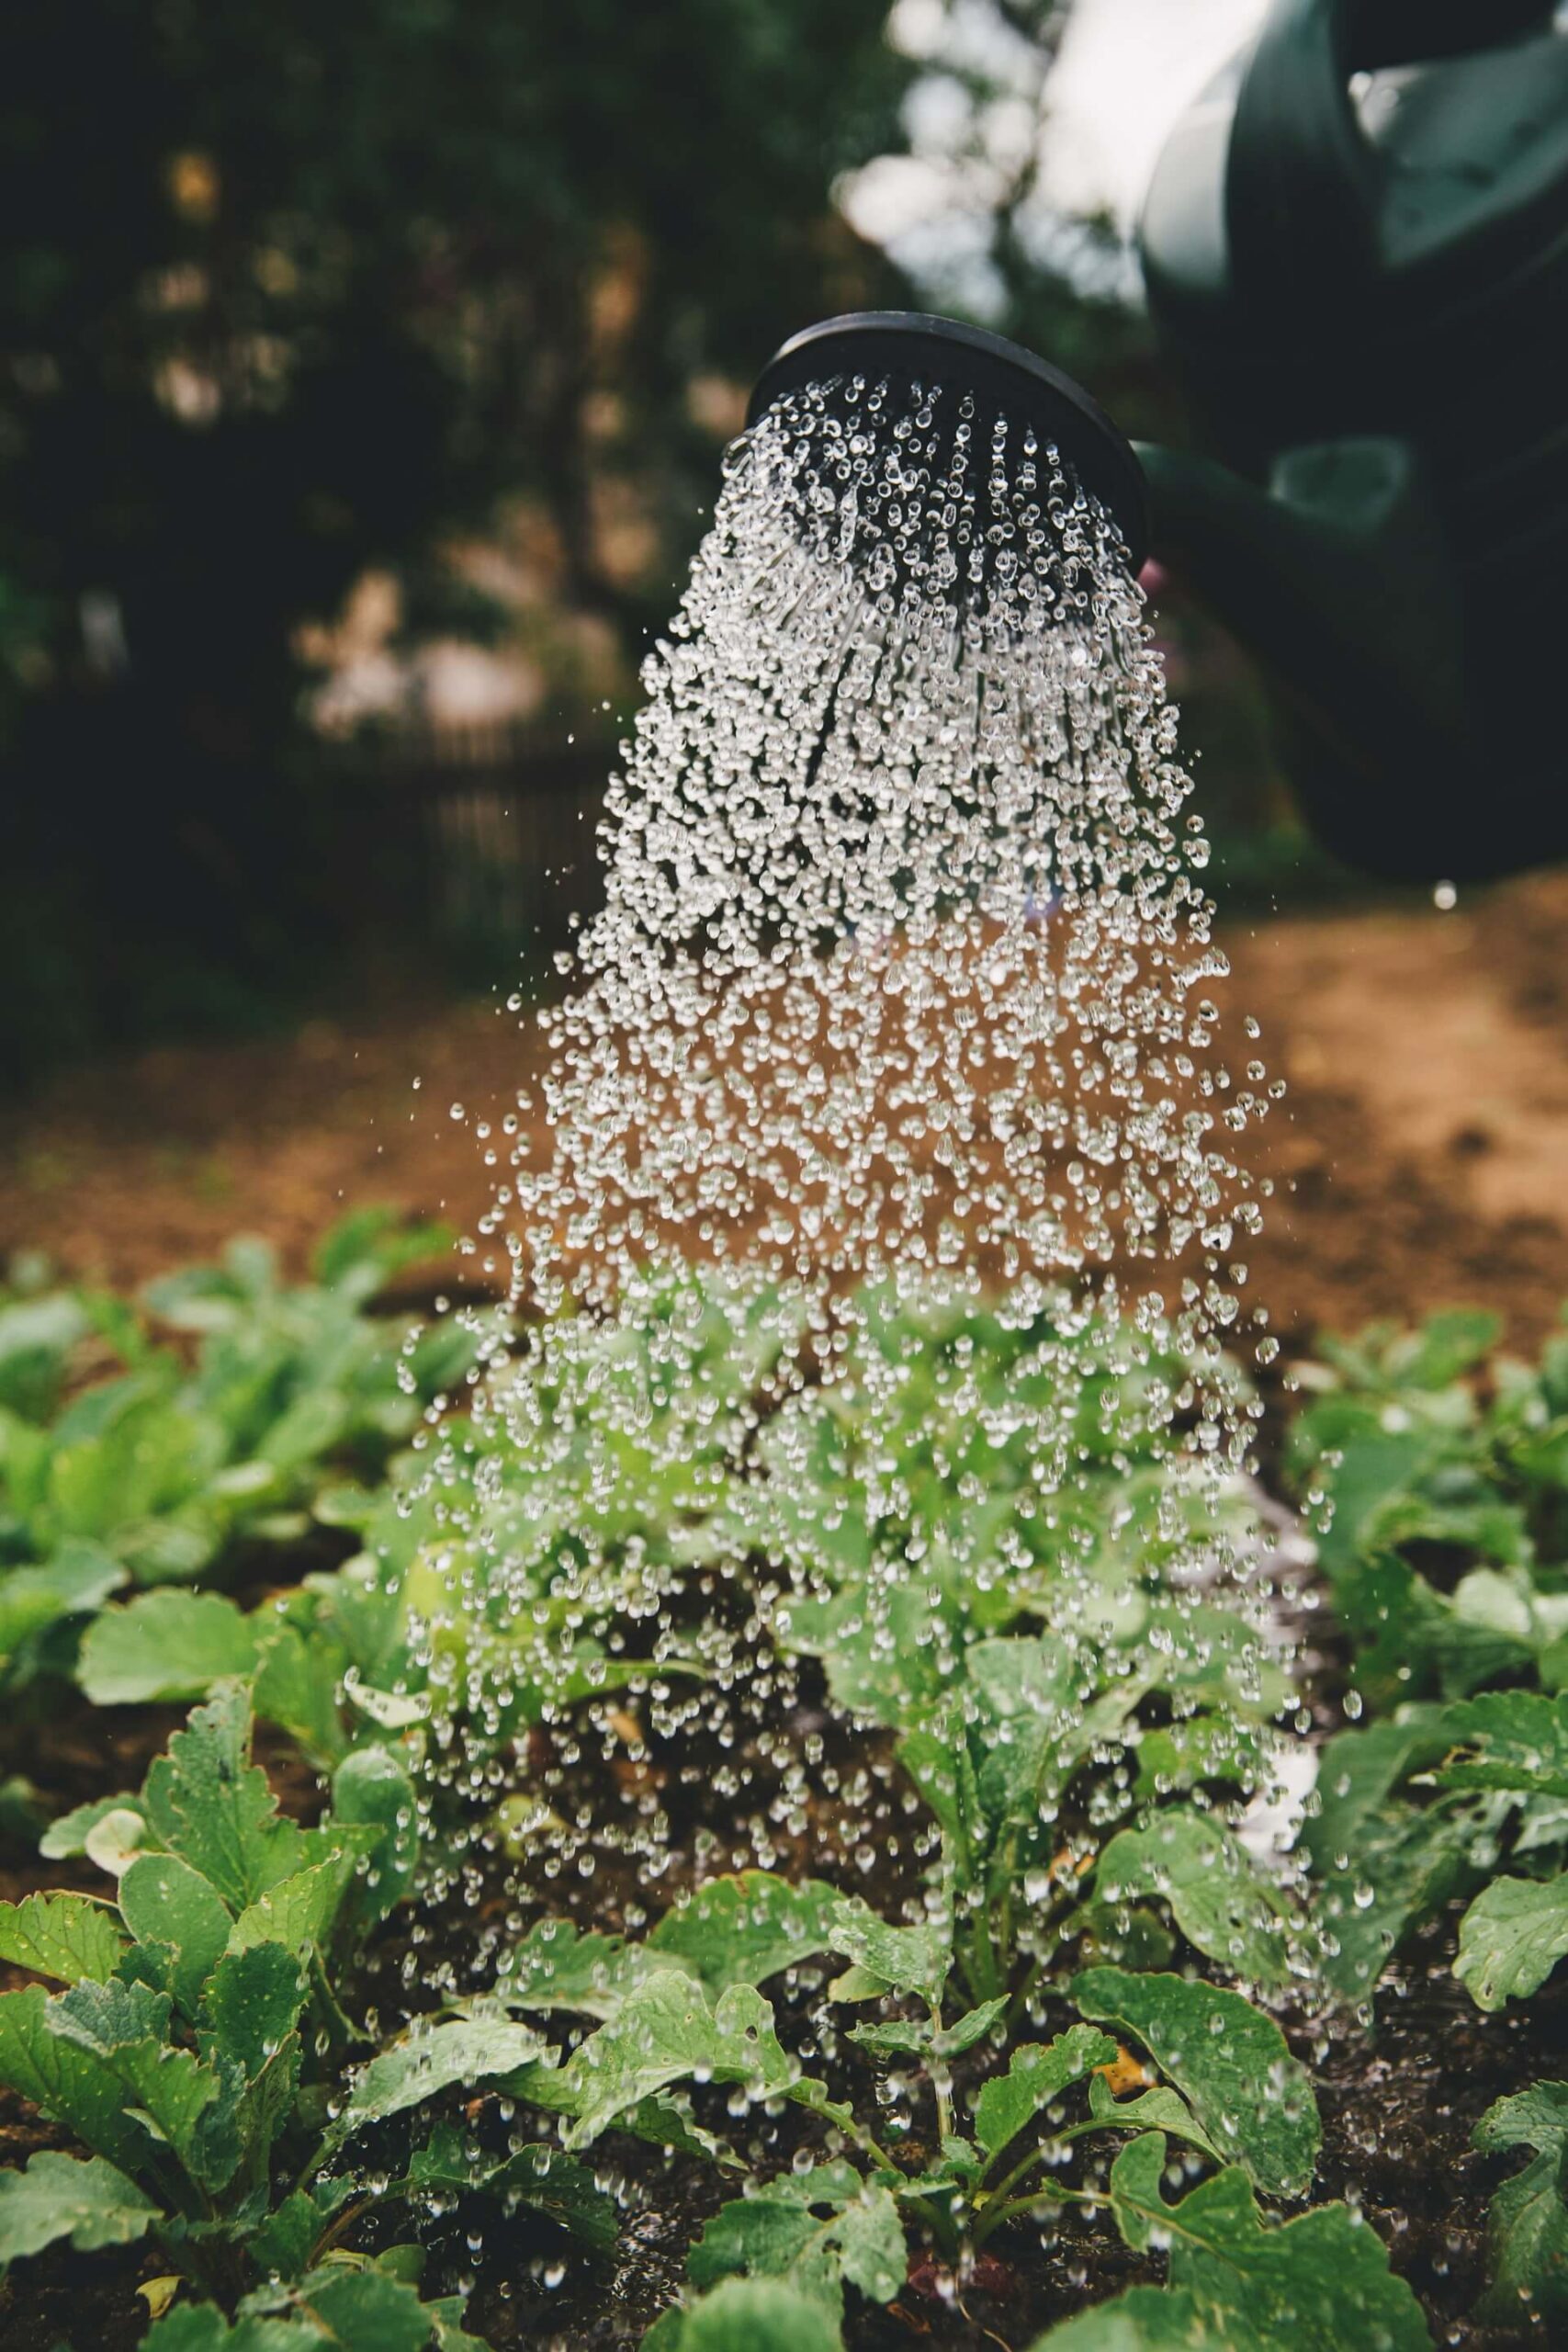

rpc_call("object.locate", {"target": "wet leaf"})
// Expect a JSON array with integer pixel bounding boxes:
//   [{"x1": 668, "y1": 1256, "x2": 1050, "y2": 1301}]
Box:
[
  {"x1": 558, "y1": 1976, "x2": 800, "y2": 2150},
  {"x1": 119, "y1": 1853, "x2": 232, "y2": 2015},
  {"x1": 646, "y1": 1872, "x2": 845, "y2": 1994},
  {"x1": 200, "y1": 1942, "x2": 308, "y2": 2078},
  {"x1": 849, "y1": 1996, "x2": 1006, "y2": 2061},
  {"x1": 330, "y1": 1745, "x2": 421, "y2": 1933},
  {"x1": 405, "y1": 2120, "x2": 619, "y2": 2254},
  {"x1": 0, "y1": 2148, "x2": 156, "y2": 2260},
  {"x1": 1455, "y1": 1874, "x2": 1568, "y2": 2010},
  {"x1": 690, "y1": 2160, "x2": 903, "y2": 2313},
  {"x1": 1472, "y1": 2079, "x2": 1568, "y2": 2326},
  {"x1": 1094, "y1": 1815, "x2": 1294, "y2": 1988},
  {"x1": 1104, "y1": 2134, "x2": 1429, "y2": 2349},
  {"x1": 648, "y1": 2277, "x2": 843, "y2": 2352},
  {"x1": 973, "y1": 2025, "x2": 1118, "y2": 2162},
  {"x1": 141, "y1": 1682, "x2": 305, "y2": 1911},
  {"x1": 0, "y1": 1889, "x2": 128, "y2": 1985},
  {"x1": 1087, "y1": 2071, "x2": 1223, "y2": 2163},
  {"x1": 1435, "y1": 1691, "x2": 1568, "y2": 1802},
  {"x1": 1073, "y1": 1969, "x2": 1319, "y2": 2199},
  {"x1": 1027, "y1": 2284, "x2": 1247, "y2": 2346},
  {"x1": 329, "y1": 2018, "x2": 547, "y2": 2150}
]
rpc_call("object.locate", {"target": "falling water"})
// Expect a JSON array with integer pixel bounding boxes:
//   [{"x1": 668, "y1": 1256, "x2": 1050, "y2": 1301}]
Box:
[{"x1": 401, "y1": 368, "x2": 1283, "y2": 1970}]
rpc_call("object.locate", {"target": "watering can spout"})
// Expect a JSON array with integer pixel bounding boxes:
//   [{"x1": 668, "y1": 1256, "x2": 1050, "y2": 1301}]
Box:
[{"x1": 1135, "y1": 437, "x2": 1478, "y2": 878}]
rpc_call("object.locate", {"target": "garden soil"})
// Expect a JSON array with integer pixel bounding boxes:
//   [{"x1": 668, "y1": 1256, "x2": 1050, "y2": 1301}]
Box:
[{"x1": 2, "y1": 870, "x2": 1565, "y2": 1351}]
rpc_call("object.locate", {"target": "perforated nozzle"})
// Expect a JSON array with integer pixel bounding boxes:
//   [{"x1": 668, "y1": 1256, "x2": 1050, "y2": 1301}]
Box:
[{"x1": 746, "y1": 311, "x2": 1151, "y2": 575}]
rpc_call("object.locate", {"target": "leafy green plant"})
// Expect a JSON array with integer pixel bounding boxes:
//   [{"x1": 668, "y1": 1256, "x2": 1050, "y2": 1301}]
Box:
[
  {"x1": 466, "y1": 1866, "x2": 1420, "y2": 2349},
  {"x1": 1288, "y1": 1305, "x2": 1568, "y2": 1710},
  {"x1": 0, "y1": 1211, "x2": 477, "y2": 1702},
  {"x1": 0, "y1": 1683, "x2": 614, "y2": 2345}
]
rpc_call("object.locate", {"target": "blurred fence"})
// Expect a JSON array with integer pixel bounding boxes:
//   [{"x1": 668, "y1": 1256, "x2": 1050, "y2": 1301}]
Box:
[{"x1": 324, "y1": 718, "x2": 619, "y2": 976}]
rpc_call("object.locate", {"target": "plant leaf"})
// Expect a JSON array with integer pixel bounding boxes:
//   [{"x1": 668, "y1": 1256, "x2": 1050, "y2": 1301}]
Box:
[
  {"x1": 1027, "y1": 2284, "x2": 1252, "y2": 2346},
  {"x1": 646, "y1": 1873, "x2": 845, "y2": 1995},
  {"x1": 1472, "y1": 2080, "x2": 1568, "y2": 2326},
  {"x1": 0, "y1": 1982, "x2": 154, "y2": 2174},
  {"x1": 329, "y1": 1745, "x2": 420, "y2": 1933},
  {"x1": 558, "y1": 1976, "x2": 799, "y2": 2150},
  {"x1": 405, "y1": 2120, "x2": 619, "y2": 2254},
  {"x1": 201, "y1": 1943, "x2": 309, "y2": 2078},
  {"x1": 1105, "y1": 2134, "x2": 1428, "y2": 2350},
  {"x1": 849, "y1": 1996, "x2": 1007, "y2": 2061},
  {"x1": 328, "y1": 2018, "x2": 547, "y2": 2151},
  {"x1": 1073, "y1": 1970, "x2": 1319, "y2": 2199},
  {"x1": 690, "y1": 2161, "x2": 903, "y2": 2313},
  {"x1": 973, "y1": 2025, "x2": 1118, "y2": 2162},
  {"x1": 78, "y1": 1591, "x2": 261, "y2": 1706},
  {"x1": 0, "y1": 1890, "x2": 128, "y2": 1985},
  {"x1": 1088, "y1": 2071, "x2": 1222, "y2": 2163},
  {"x1": 650, "y1": 2278, "x2": 844, "y2": 2352},
  {"x1": 1436, "y1": 1691, "x2": 1568, "y2": 1802},
  {"x1": 142, "y1": 1682, "x2": 303, "y2": 1911},
  {"x1": 48, "y1": 1973, "x2": 225, "y2": 2174},
  {"x1": 1094, "y1": 1816, "x2": 1293, "y2": 1988},
  {"x1": 0, "y1": 2148, "x2": 156, "y2": 2261},
  {"x1": 120, "y1": 1854, "x2": 233, "y2": 2016},
  {"x1": 1455, "y1": 1875, "x2": 1568, "y2": 2011}
]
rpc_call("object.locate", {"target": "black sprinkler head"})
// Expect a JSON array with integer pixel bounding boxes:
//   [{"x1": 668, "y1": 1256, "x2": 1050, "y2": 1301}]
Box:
[{"x1": 746, "y1": 311, "x2": 1151, "y2": 574}]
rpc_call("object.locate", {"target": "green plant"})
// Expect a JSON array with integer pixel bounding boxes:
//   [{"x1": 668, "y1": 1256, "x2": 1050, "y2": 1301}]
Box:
[
  {"x1": 458, "y1": 1865, "x2": 1422, "y2": 2349},
  {"x1": 0, "y1": 1211, "x2": 477, "y2": 1702},
  {"x1": 0, "y1": 1683, "x2": 614, "y2": 2346}
]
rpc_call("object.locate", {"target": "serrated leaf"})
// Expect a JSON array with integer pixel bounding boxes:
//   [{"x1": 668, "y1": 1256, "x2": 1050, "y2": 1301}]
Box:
[
  {"x1": 1472, "y1": 2080, "x2": 1568, "y2": 2325},
  {"x1": 0, "y1": 1982, "x2": 153, "y2": 2174},
  {"x1": 494, "y1": 1919, "x2": 665, "y2": 2019},
  {"x1": 973, "y1": 2024, "x2": 1118, "y2": 2162},
  {"x1": 646, "y1": 1873, "x2": 845, "y2": 1995},
  {"x1": 1095, "y1": 1816, "x2": 1293, "y2": 1988},
  {"x1": 818, "y1": 1896, "x2": 949, "y2": 2007},
  {"x1": 0, "y1": 1890, "x2": 128, "y2": 1984},
  {"x1": 1105, "y1": 2135, "x2": 1428, "y2": 2350},
  {"x1": 1311, "y1": 1791, "x2": 1482, "y2": 2004},
  {"x1": 143, "y1": 1682, "x2": 303, "y2": 1910},
  {"x1": 1454, "y1": 1874, "x2": 1568, "y2": 2010},
  {"x1": 48, "y1": 1973, "x2": 224, "y2": 2172},
  {"x1": 78, "y1": 1590, "x2": 261, "y2": 1706},
  {"x1": 1073, "y1": 1969, "x2": 1319, "y2": 2199},
  {"x1": 201, "y1": 1943, "x2": 308, "y2": 2077},
  {"x1": 558, "y1": 1976, "x2": 799, "y2": 2151},
  {"x1": 329, "y1": 2018, "x2": 547, "y2": 2151},
  {"x1": 228, "y1": 1850, "x2": 359, "y2": 1960},
  {"x1": 289, "y1": 2265, "x2": 436, "y2": 2351},
  {"x1": 0, "y1": 2148, "x2": 156, "y2": 2260},
  {"x1": 120, "y1": 1854, "x2": 232, "y2": 2015},
  {"x1": 1088, "y1": 2071, "x2": 1222, "y2": 2163},
  {"x1": 690, "y1": 2161, "x2": 903, "y2": 2314}
]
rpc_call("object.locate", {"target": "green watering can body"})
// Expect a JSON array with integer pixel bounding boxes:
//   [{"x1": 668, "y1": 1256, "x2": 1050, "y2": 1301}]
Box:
[{"x1": 1137, "y1": 0, "x2": 1568, "y2": 877}]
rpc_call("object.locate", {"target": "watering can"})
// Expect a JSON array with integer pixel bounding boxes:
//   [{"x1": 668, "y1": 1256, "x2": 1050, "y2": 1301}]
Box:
[{"x1": 750, "y1": 0, "x2": 1568, "y2": 882}]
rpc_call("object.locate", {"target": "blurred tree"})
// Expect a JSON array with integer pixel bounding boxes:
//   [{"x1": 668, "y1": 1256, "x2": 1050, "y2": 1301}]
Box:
[{"x1": 0, "y1": 0, "x2": 911, "y2": 1076}]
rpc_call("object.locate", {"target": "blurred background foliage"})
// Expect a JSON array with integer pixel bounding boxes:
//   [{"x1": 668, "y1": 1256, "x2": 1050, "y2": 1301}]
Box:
[{"x1": 0, "y1": 0, "x2": 1303, "y2": 1088}]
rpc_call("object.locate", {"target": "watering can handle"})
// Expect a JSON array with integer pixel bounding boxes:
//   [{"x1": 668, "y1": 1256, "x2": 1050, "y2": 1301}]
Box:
[{"x1": 1225, "y1": 0, "x2": 1559, "y2": 308}]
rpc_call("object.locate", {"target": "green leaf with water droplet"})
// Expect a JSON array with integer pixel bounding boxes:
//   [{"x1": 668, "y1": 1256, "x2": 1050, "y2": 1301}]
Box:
[
  {"x1": 200, "y1": 1942, "x2": 308, "y2": 2079},
  {"x1": 1435, "y1": 1690, "x2": 1568, "y2": 1801},
  {"x1": 1094, "y1": 1815, "x2": 1295, "y2": 1989},
  {"x1": 1471, "y1": 2079, "x2": 1568, "y2": 2326},
  {"x1": 330, "y1": 1744, "x2": 420, "y2": 1933},
  {"x1": 77, "y1": 1589, "x2": 260, "y2": 1706},
  {"x1": 973, "y1": 2024, "x2": 1118, "y2": 2163},
  {"x1": 646, "y1": 1871, "x2": 846, "y2": 1994},
  {"x1": 1103, "y1": 2134, "x2": 1429, "y2": 2350},
  {"x1": 327, "y1": 2018, "x2": 547, "y2": 2153},
  {"x1": 0, "y1": 2148, "x2": 156, "y2": 2262},
  {"x1": 119, "y1": 1853, "x2": 232, "y2": 2016},
  {"x1": 0, "y1": 1983, "x2": 153, "y2": 2175},
  {"x1": 47, "y1": 1973, "x2": 228, "y2": 2177},
  {"x1": 848, "y1": 1994, "x2": 1006, "y2": 2060},
  {"x1": 141, "y1": 1682, "x2": 305, "y2": 1911},
  {"x1": 1087, "y1": 2070, "x2": 1221, "y2": 2163},
  {"x1": 1072, "y1": 1969, "x2": 1319, "y2": 2199},
  {"x1": 38, "y1": 1790, "x2": 142, "y2": 1860},
  {"x1": 557, "y1": 1975, "x2": 800, "y2": 2151},
  {"x1": 0, "y1": 1890, "x2": 128, "y2": 1985},
  {"x1": 690, "y1": 2159, "x2": 903, "y2": 2314},
  {"x1": 1454, "y1": 1872, "x2": 1568, "y2": 2010}
]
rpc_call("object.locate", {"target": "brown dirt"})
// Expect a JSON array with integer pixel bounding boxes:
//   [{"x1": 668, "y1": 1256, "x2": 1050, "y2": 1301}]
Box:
[{"x1": 3, "y1": 871, "x2": 1566, "y2": 1352}]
